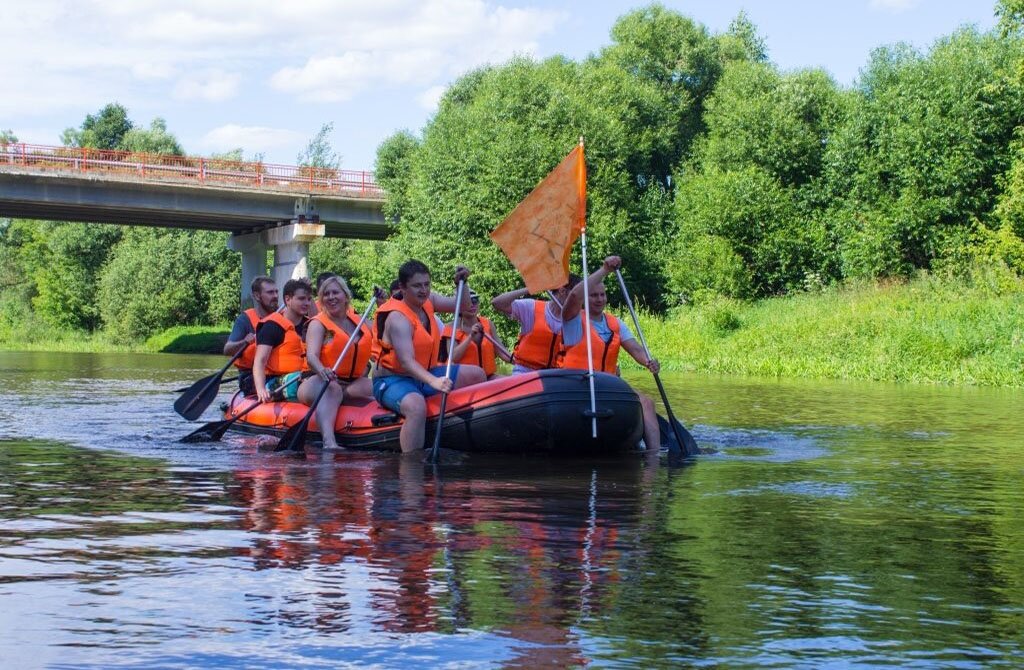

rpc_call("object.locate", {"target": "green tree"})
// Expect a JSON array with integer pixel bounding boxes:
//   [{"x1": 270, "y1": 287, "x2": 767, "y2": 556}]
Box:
[
  {"x1": 375, "y1": 130, "x2": 421, "y2": 220},
  {"x1": 119, "y1": 118, "x2": 183, "y2": 155},
  {"x1": 824, "y1": 29, "x2": 1024, "y2": 277},
  {"x1": 97, "y1": 229, "x2": 239, "y2": 342},
  {"x1": 297, "y1": 122, "x2": 341, "y2": 169},
  {"x1": 0, "y1": 129, "x2": 16, "y2": 146},
  {"x1": 61, "y1": 103, "x2": 133, "y2": 150}
]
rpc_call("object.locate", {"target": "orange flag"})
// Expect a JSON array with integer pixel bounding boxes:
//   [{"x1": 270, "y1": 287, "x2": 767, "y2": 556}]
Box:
[{"x1": 490, "y1": 143, "x2": 586, "y2": 293}]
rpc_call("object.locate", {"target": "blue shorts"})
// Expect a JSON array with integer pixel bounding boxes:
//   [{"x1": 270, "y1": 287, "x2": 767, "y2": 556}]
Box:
[
  {"x1": 372, "y1": 365, "x2": 461, "y2": 414},
  {"x1": 266, "y1": 371, "x2": 306, "y2": 401}
]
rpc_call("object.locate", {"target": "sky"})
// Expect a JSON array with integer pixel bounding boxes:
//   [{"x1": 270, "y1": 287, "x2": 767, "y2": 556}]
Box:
[{"x1": 0, "y1": 1, "x2": 999, "y2": 172}]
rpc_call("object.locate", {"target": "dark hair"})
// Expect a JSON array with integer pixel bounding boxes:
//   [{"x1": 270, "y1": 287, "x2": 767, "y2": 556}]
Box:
[
  {"x1": 398, "y1": 259, "x2": 431, "y2": 286},
  {"x1": 389, "y1": 279, "x2": 401, "y2": 293},
  {"x1": 283, "y1": 278, "x2": 312, "y2": 299},
  {"x1": 315, "y1": 272, "x2": 337, "y2": 292},
  {"x1": 250, "y1": 275, "x2": 275, "y2": 294},
  {"x1": 565, "y1": 274, "x2": 582, "y2": 291}
]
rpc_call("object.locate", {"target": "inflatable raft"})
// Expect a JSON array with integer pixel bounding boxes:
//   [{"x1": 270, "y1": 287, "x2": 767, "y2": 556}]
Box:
[{"x1": 223, "y1": 369, "x2": 644, "y2": 455}]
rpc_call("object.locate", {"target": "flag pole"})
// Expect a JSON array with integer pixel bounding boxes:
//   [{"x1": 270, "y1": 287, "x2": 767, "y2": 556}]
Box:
[{"x1": 577, "y1": 137, "x2": 597, "y2": 438}]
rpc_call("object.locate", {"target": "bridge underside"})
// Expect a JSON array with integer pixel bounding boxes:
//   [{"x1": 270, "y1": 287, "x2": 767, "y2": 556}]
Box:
[{"x1": 0, "y1": 170, "x2": 389, "y2": 239}]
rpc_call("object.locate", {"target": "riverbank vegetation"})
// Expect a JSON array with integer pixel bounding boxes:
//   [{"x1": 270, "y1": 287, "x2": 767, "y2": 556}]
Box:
[{"x1": 2, "y1": 2, "x2": 1024, "y2": 386}]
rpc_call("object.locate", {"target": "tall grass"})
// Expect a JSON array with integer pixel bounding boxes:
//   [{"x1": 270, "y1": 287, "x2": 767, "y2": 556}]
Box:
[{"x1": 627, "y1": 274, "x2": 1024, "y2": 386}]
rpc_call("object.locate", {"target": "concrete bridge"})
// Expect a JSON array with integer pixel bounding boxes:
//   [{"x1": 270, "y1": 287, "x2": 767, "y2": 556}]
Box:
[{"x1": 0, "y1": 143, "x2": 388, "y2": 305}]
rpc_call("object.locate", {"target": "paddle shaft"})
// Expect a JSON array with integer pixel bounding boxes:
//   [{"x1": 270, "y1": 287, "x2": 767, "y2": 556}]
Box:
[
  {"x1": 473, "y1": 327, "x2": 512, "y2": 361},
  {"x1": 173, "y1": 375, "x2": 238, "y2": 394},
  {"x1": 429, "y1": 279, "x2": 466, "y2": 463},
  {"x1": 614, "y1": 270, "x2": 696, "y2": 458},
  {"x1": 277, "y1": 298, "x2": 378, "y2": 451}
]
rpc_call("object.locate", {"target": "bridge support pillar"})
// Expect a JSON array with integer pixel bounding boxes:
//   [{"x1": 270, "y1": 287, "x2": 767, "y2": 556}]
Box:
[
  {"x1": 227, "y1": 221, "x2": 324, "y2": 307},
  {"x1": 265, "y1": 221, "x2": 325, "y2": 289},
  {"x1": 227, "y1": 233, "x2": 268, "y2": 310}
]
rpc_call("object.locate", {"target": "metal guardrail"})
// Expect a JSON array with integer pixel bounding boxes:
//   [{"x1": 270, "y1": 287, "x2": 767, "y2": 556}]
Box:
[{"x1": 0, "y1": 142, "x2": 384, "y2": 199}]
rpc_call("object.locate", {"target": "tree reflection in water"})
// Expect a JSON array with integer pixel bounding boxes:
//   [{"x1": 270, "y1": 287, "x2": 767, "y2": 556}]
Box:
[{"x1": 229, "y1": 450, "x2": 695, "y2": 665}]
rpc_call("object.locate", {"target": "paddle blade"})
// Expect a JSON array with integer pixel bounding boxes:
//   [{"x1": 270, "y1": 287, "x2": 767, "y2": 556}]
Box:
[
  {"x1": 180, "y1": 420, "x2": 224, "y2": 443},
  {"x1": 273, "y1": 418, "x2": 310, "y2": 452},
  {"x1": 174, "y1": 372, "x2": 222, "y2": 420},
  {"x1": 657, "y1": 414, "x2": 700, "y2": 459}
]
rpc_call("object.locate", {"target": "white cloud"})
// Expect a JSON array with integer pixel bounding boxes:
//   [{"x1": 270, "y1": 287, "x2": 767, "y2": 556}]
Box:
[
  {"x1": 267, "y1": 0, "x2": 563, "y2": 100},
  {"x1": 868, "y1": 0, "x2": 922, "y2": 13},
  {"x1": 200, "y1": 124, "x2": 303, "y2": 153},
  {"x1": 417, "y1": 85, "x2": 447, "y2": 111},
  {"x1": 174, "y1": 70, "x2": 241, "y2": 102}
]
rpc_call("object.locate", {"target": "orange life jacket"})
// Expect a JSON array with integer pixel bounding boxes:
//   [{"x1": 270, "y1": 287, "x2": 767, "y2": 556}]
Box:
[
  {"x1": 442, "y1": 316, "x2": 497, "y2": 377},
  {"x1": 513, "y1": 300, "x2": 562, "y2": 370},
  {"x1": 312, "y1": 308, "x2": 373, "y2": 381},
  {"x1": 233, "y1": 308, "x2": 260, "y2": 371},
  {"x1": 558, "y1": 312, "x2": 622, "y2": 373},
  {"x1": 259, "y1": 311, "x2": 307, "y2": 376},
  {"x1": 374, "y1": 297, "x2": 441, "y2": 375}
]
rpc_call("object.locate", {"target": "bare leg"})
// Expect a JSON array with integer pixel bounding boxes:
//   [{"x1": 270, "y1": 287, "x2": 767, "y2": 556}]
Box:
[
  {"x1": 638, "y1": 391, "x2": 660, "y2": 452},
  {"x1": 298, "y1": 376, "x2": 343, "y2": 449},
  {"x1": 341, "y1": 377, "x2": 374, "y2": 403},
  {"x1": 452, "y1": 365, "x2": 487, "y2": 389},
  {"x1": 398, "y1": 392, "x2": 427, "y2": 453}
]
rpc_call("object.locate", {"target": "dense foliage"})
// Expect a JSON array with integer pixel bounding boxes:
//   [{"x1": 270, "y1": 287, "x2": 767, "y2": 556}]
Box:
[{"x1": 2, "y1": 2, "x2": 1023, "y2": 352}]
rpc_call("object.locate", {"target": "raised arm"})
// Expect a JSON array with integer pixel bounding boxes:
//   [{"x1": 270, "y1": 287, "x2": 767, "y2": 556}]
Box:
[
  {"x1": 430, "y1": 266, "x2": 472, "y2": 313},
  {"x1": 562, "y1": 256, "x2": 621, "y2": 322},
  {"x1": 491, "y1": 287, "x2": 529, "y2": 316}
]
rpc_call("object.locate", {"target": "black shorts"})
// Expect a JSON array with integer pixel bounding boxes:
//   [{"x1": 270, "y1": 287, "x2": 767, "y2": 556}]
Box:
[{"x1": 238, "y1": 370, "x2": 255, "y2": 396}]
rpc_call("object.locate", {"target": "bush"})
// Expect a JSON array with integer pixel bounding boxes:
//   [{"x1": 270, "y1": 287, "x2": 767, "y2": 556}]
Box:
[{"x1": 98, "y1": 229, "x2": 239, "y2": 342}]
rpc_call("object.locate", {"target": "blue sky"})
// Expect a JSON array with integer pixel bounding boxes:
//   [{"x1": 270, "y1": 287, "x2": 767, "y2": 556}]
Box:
[{"x1": 1, "y1": 1, "x2": 998, "y2": 171}]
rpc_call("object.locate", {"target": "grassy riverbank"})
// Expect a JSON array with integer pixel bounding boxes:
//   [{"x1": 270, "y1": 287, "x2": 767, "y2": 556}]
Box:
[
  {"x1": 630, "y1": 274, "x2": 1024, "y2": 386},
  {"x1": 0, "y1": 324, "x2": 229, "y2": 355},
  {"x1": 2, "y1": 275, "x2": 1021, "y2": 386}
]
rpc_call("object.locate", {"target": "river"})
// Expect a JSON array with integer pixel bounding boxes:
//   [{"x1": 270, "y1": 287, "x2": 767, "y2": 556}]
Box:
[{"x1": 0, "y1": 351, "x2": 1021, "y2": 668}]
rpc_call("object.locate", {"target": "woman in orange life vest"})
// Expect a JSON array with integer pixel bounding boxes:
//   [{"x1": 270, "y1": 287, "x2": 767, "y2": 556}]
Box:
[
  {"x1": 440, "y1": 289, "x2": 512, "y2": 380},
  {"x1": 373, "y1": 259, "x2": 488, "y2": 453},
  {"x1": 296, "y1": 274, "x2": 375, "y2": 450},
  {"x1": 252, "y1": 278, "x2": 314, "y2": 404},
  {"x1": 491, "y1": 275, "x2": 581, "y2": 375},
  {"x1": 559, "y1": 255, "x2": 662, "y2": 452},
  {"x1": 223, "y1": 275, "x2": 279, "y2": 395}
]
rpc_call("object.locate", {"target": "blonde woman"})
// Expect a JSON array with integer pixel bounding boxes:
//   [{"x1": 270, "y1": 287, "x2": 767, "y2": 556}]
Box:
[{"x1": 297, "y1": 274, "x2": 374, "y2": 449}]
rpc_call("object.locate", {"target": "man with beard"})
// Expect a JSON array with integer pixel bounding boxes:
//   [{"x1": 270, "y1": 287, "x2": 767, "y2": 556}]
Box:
[{"x1": 224, "y1": 275, "x2": 278, "y2": 396}]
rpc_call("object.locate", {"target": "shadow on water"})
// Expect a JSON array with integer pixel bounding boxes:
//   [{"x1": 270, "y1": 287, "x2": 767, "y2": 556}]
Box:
[{"x1": 1, "y1": 351, "x2": 1023, "y2": 667}]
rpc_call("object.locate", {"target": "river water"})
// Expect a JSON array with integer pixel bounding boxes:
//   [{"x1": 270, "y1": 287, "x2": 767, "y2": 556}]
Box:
[{"x1": 0, "y1": 350, "x2": 1021, "y2": 668}]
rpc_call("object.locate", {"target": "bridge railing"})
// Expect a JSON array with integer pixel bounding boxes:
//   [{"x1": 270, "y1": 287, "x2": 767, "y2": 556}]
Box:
[{"x1": 0, "y1": 142, "x2": 384, "y2": 198}]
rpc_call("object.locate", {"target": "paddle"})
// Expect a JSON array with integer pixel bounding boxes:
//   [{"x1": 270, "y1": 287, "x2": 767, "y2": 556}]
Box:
[
  {"x1": 173, "y1": 348, "x2": 245, "y2": 421},
  {"x1": 480, "y1": 329, "x2": 512, "y2": 361},
  {"x1": 179, "y1": 373, "x2": 303, "y2": 443},
  {"x1": 274, "y1": 297, "x2": 378, "y2": 453},
  {"x1": 614, "y1": 270, "x2": 700, "y2": 459},
  {"x1": 428, "y1": 278, "x2": 466, "y2": 464},
  {"x1": 172, "y1": 375, "x2": 237, "y2": 394}
]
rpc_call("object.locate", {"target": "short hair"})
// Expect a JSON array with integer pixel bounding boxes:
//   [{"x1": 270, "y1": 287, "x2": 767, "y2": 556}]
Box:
[
  {"x1": 250, "y1": 275, "x2": 275, "y2": 294},
  {"x1": 398, "y1": 259, "x2": 431, "y2": 286},
  {"x1": 282, "y1": 278, "x2": 312, "y2": 299},
  {"x1": 389, "y1": 279, "x2": 401, "y2": 293},
  {"x1": 564, "y1": 274, "x2": 582, "y2": 291},
  {"x1": 318, "y1": 274, "x2": 352, "y2": 300}
]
